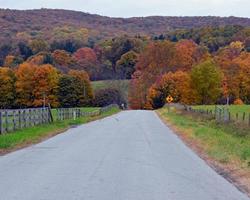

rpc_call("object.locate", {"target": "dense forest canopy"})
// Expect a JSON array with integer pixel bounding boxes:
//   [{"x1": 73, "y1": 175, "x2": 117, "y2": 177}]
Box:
[{"x1": 0, "y1": 9, "x2": 250, "y2": 109}]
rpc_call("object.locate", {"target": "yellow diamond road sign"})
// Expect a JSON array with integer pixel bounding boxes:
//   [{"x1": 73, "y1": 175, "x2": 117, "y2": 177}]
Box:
[{"x1": 166, "y1": 95, "x2": 173, "y2": 103}]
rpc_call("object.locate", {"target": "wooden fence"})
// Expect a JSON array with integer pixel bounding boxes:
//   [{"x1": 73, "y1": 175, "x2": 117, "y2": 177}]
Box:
[
  {"x1": 0, "y1": 104, "x2": 119, "y2": 135},
  {"x1": 56, "y1": 104, "x2": 119, "y2": 121},
  {"x1": 0, "y1": 107, "x2": 52, "y2": 134},
  {"x1": 185, "y1": 105, "x2": 250, "y2": 127}
]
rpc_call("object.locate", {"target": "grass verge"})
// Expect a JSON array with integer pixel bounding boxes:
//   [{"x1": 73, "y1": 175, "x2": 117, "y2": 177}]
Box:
[
  {"x1": 0, "y1": 107, "x2": 120, "y2": 155},
  {"x1": 157, "y1": 107, "x2": 250, "y2": 196}
]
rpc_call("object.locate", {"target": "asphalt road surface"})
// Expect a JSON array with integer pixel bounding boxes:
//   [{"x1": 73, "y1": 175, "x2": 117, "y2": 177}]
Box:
[{"x1": 0, "y1": 111, "x2": 249, "y2": 200}]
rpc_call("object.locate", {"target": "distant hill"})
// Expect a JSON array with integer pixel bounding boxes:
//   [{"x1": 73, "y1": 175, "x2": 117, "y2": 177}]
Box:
[{"x1": 0, "y1": 8, "x2": 250, "y2": 41}]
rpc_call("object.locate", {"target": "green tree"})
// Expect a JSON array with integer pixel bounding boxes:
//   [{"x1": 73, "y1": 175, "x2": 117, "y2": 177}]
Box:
[
  {"x1": 58, "y1": 75, "x2": 79, "y2": 108},
  {"x1": 191, "y1": 59, "x2": 222, "y2": 104},
  {"x1": 57, "y1": 73, "x2": 92, "y2": 108},
  {"x1": 68, "y1": 70, "x2": 94, "y2": 106},
  {"x1": 116, "y1": 51, "x2": 138, "y2": 79},
  {"x1": 29, "y1": 39, "x2": 49, "y2": 54}
]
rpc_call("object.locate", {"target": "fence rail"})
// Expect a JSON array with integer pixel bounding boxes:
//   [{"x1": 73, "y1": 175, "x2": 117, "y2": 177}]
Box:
[
  {"x1": 56, "y1": 104, "x2": 119, "y2": 121},
  {"x1": 185, "y1": 105, "x2": 250, "y2": 127},
  {"x1": 0, "y1": 104, "x2": 119, "y2": 135},
  {"x1": 0, "y1": 108, "x2": 52, "y2": 134}
]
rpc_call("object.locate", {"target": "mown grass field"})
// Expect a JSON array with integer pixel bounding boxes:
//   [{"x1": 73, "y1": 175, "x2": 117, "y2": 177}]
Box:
[
  {"x1": 92, "y1": 79, "x2": 130, "y2": 91},
  {"x1": 92, "y1": 79, "x2": 130, "y2": 105},
  {"x1": 0, "y1": 107, "x2": 119, "y2": 152}
]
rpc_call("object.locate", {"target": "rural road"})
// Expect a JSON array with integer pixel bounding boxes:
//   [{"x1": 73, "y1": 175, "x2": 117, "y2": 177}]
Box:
[{"x1": 0, "y1": 110, "x2": 249, "y2": 200}]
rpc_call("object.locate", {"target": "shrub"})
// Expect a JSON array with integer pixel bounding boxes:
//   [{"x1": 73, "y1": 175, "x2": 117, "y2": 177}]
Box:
[
  {"x1": 93, "y1": 88, "x2": 125, "y2": 107},
  {"x1": 233, "y1": 98, "x2": 244, "y2": 105}
]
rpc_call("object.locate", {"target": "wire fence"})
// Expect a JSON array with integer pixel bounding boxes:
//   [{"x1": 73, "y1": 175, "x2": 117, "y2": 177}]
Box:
[{"x1": 185, "y1": 105, "x2": 250, "y2": 127}]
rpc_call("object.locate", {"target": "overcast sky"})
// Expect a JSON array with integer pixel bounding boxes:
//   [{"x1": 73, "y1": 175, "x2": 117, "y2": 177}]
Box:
[{"x1": 0, "y1": 0, "x2": 249, "y2": 18}]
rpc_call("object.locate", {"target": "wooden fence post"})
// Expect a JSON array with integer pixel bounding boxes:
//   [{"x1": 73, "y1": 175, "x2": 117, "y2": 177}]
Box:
[
  {"x1": 243, "y1": 112, "x2": 246, "y2": 123},
  {"x1": 13, "y1": 110, "x2": 16, "y2": 131}
]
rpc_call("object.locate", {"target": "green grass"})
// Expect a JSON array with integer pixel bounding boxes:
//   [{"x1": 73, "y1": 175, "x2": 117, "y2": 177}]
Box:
[
  {"x1": 92, "y1": 80, "x2": 129, "y2": 91},
  {"x1": 158, "y1": 108, "x2": 250, "y2": 166},
  {"x1": 0, "y1": 107, "x2": 120, "y2": 151}
]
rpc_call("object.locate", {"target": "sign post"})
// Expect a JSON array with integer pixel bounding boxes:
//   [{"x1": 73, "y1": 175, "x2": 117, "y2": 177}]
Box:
[{"x1": 166, "y1": 95, "x2": 173, "y2": 113}]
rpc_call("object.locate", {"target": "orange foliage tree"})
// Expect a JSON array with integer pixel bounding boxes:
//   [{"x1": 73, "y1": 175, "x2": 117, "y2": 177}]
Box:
[
  {"x1": 32, "y1": 64, "x2": 60, "y2": 107},
  {"x1": 129, "y1": 41, "x2": 176, "y2": 109},
  {"x1": 146, "y1": 71, "x2": 195, "y2": 109},
  {"x1": 73, "y1": 48, "x2": 98, "y2": 79},
  {"x1": 216, "y1": 42, "x2": 250, "y2": 103},
  {"x1": 174, "y1": 40, "x2": 210, "y2": 71},
  {"x1": 0, "y1": 67, "x2": 16, "y2": 108},
  {"x1": 52, "y1": 50, "x2": 77, "y2": 72},
  {"x1": 16, "y1": 63, "x2": 60, "y2": 107},
  {"x1": 15, "y1": 63, "x2": 37, "y2": 107}
]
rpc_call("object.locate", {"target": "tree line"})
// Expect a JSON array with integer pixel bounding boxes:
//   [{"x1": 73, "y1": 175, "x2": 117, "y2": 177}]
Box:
[
  {"x1": 0, "y1": 24, "x2": 249, "y2": 109},
  {"x1": 0, "y1": 63, "x2": 93, "y2": 109},
  {"x1": 129, "y1": 40, "x2": 250, "y2": 109}
]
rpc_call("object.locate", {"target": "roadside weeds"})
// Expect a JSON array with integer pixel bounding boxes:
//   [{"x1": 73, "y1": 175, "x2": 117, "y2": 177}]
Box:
[{"x1": 156, "y1": 108, "x2": 250, "y2": 197}]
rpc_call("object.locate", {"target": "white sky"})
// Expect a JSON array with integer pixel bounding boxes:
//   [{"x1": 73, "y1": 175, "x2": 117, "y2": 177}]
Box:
[{"x1": 0, "y1": 0, "x2": 249, "y2": 18}]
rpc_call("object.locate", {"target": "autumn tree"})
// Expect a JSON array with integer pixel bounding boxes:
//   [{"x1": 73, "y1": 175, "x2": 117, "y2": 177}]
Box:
[
  {"x1": 27, "y1": 52, "x2": 53, "y2": 65},
  {"x1": 174, "y1": 40, "x2": 210, "y2": 71},
  {"x1": 0, "y1": 67, "x2": 16, "y2": 108},
  {"x1": 128, "y1": 70, "x2": 145, "y2": 109},
  {"x1": 190, "y1": 59, "x2": 222, "y2": 104},
  {"x1": 4, "y1": 55, "x2": 23, "y2": 68},
  {"x1": 215, "y1": 41, "x2": 246, "y2": 103},
  {"x1": 15, "y1": 63, "x2": 37, "y2": 107},
  {"x1": 73, "y1": 48, "x2": 98, "y2": 79},
  {"x1": 146, "y1": 71, "x2": 194, "y2": 109},
  {"x1": 52, "y1": 50, "x2": 77, "y2": 72},
  {"x1": 32, "y1": 64, "x2": 60, "y2": 107},
  {"x1": 128, "y1": 41, "x2": 176, "y2": 108},
  {"x1": 232, "y1": 52, "x2": 250, "y2": 103}
]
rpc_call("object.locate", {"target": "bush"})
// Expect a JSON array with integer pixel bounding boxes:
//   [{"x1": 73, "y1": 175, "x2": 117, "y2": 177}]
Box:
[
  {"x1": 234, "y1": 98, "x2": 244, "y2": 105},
  {"x1": 93, "y1": 88, "x2": 125, "y2": 107}
]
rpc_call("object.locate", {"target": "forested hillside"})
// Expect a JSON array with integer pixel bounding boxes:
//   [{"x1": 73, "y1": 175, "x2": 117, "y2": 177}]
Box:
[
  {"x1": 1, "y1": 8, "x2": 250, "y2": 41},
  {"x1": 0, "y1": 9, "x2": 250, "y2": 109}
]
